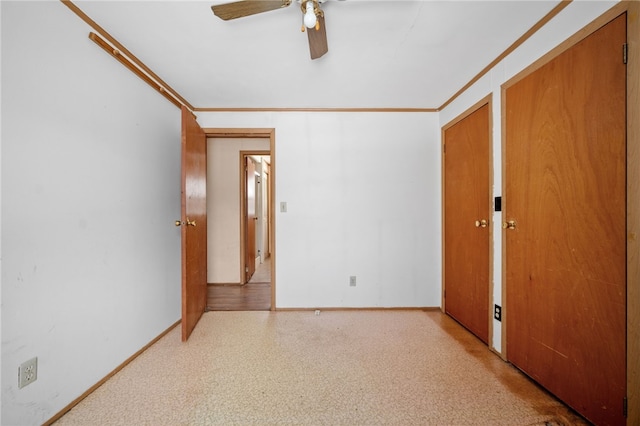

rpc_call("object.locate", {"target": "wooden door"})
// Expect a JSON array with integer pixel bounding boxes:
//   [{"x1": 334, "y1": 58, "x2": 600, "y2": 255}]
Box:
[
  {"x1": 180, "y1": 106, "x2": 207, "y2": 341},
  {"x1": 505, "y1": 14, "x2": 626, "y2": 425},
  {"x1": 444, "y1": 103, "x2": 491, "y2": 344},
  {"x1": 264, "y1": 166, "x2": 271, "y2": 258},
  {"x1": 245, "y1": 156, "x2": 257, "y2": 283}
]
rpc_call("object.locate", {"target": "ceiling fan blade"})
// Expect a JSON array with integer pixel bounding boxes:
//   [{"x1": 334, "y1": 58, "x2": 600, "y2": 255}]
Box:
[
  {"x1": 211, "y1": 0, "x2": 291, "y2": 21},
  {"x1": 307, "y1": 15, "x2": 328, "y2": 59}
]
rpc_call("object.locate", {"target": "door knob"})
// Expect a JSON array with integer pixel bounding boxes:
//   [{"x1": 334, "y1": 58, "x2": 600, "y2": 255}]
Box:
[
  {"x1": 186, "y1": 218, "x2": 196, "y2": 227},
  {"x1": 175, "y1": 220, "x2": 183, "y2": 227},
  {"x1": 502, "y1": 220, "x2": 517, "y2": 230},
  {"x1": 475, "y1": 219, "x2": 488, "y2": 228}
]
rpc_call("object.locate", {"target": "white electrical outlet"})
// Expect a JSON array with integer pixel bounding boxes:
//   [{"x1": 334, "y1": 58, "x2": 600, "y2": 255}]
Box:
[{"x1": 18, "y1": 357, "x2": 38, "y2": 389}]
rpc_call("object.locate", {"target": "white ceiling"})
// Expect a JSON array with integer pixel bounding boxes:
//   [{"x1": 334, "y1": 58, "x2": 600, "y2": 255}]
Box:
[{"x1": 74, "y1": 0, "x2": 561, "y2": 109}]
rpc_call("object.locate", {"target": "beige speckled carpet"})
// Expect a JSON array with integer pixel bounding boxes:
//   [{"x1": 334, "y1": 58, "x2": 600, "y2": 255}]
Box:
[{"x1": 54, "y1": 310, "x2": 587, "y2": 425}]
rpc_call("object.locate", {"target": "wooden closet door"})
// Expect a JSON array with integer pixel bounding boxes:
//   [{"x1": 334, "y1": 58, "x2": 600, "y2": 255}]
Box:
[
  {"x1": 505, "y1": 14, "x2": 626, "y2": 425},
  {"x1": 444, "y1": 103, "x2": 491, "y2": 344}
]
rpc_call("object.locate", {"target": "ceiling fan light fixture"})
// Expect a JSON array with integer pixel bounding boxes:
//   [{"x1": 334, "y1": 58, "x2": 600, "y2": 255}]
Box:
[{"x1": 303, "y1": 0, "x2": 317, "y2": 29}]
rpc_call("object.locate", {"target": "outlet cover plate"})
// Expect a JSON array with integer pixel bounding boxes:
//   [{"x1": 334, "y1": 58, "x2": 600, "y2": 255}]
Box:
[
  {"x1": 19, "y1": 357, "x2": 38, "y2": 389},
  {"x1": 349, "y1": 276, "x2": 357, "y2": 286},
  {"x1": 494, "y1": 305, "x2": 502, "y2": 322}
]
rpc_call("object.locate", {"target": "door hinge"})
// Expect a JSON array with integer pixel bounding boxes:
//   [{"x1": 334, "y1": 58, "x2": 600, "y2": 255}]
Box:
[
  {"x1": 623, "y1": 43, "x2": 628, "y2": 65},
  {"x1": 443, "y1": 143, "x2": 446, "y2": 154},
  {"x1": 623, "y1": 396, "x2": 628, "y2": 417}
]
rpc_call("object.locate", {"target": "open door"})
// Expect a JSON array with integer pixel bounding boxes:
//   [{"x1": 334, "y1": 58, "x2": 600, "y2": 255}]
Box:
[
  {"x1": 245, "y1": 156, "x2": 257, "y2": 283},
  {"x1": 180, "y1": 106, "x2": 207, "y2": 341}
]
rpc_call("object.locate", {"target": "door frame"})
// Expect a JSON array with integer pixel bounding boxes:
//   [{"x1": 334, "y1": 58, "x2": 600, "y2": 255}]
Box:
[
  {"x1": 500, "y1": 2, "x2": 639, "y2": 422},
  {"x1": 203, "y1": 128, "x2": 276, "y2": 310},
  {"x1": 240, "y1": 151, "x2": 271, "y2": 284},
  {"x1": 441, "y1": 94, "x2": 494, "y2": 348}
]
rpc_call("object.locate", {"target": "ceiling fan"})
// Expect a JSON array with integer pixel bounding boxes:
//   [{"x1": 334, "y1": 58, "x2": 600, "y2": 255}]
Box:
[{"x1": 211, "y1": 0, "x2": 330, "y2": 60}]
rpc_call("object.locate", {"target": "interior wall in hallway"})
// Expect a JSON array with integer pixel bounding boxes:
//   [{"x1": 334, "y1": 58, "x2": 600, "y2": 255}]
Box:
[{"x1": 206, "y1": 138, "x2": 270, "y2": 283}]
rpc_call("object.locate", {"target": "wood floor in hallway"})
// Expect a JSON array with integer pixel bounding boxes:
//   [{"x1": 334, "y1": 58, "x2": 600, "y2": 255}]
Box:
[
  {"x1": 207, "y1": 282, "x2": 271, "y2": 311},
  {"x1": 207, "y1": 257, "x2": 271, "y2": 311}
]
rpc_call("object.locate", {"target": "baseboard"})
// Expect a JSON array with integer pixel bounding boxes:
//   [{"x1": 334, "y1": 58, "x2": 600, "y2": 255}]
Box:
[
  {"x1": 275, "y1": 306, "x2": 442, "y2": 312},
  {"x1": 43, "y1": 319, "x2": 181, "y2": 426}
]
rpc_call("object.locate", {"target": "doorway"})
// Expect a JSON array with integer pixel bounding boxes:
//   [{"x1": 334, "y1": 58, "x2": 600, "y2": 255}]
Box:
[
  {"x1": 204, "y1": 129, "x2": 276, "y2": 311},
  {"x1": 241, "y1": 152, "x2": 272, "y2": 285}
]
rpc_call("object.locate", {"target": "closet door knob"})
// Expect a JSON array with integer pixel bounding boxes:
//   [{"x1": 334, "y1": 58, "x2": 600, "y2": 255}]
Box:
[
  {"x1": 475, "y1": 219, "x2": 488, "y2": 228},
  {"x1": 502, "y1": 220, "x2": 516, "y2": 230}
]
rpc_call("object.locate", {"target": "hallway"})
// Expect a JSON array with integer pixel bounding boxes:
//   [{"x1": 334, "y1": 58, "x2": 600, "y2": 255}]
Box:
[{"x1": 207, "y1": 257, "x2": 271, "y2": 311}]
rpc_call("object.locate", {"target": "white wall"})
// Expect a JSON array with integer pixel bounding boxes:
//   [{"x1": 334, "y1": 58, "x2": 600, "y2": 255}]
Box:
[
  {"x1": 198, "y1": 112, "x2": 442, "y2": 308},
  {"x1": 207, "y1": 138, "x2": 270, "y2": 283},
  {"x1": 439, "y1": 0, "x2": 619, "y2": 354},
  {"x1": 1, "y1": 2, "x2": 181, "y2": 425}
]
